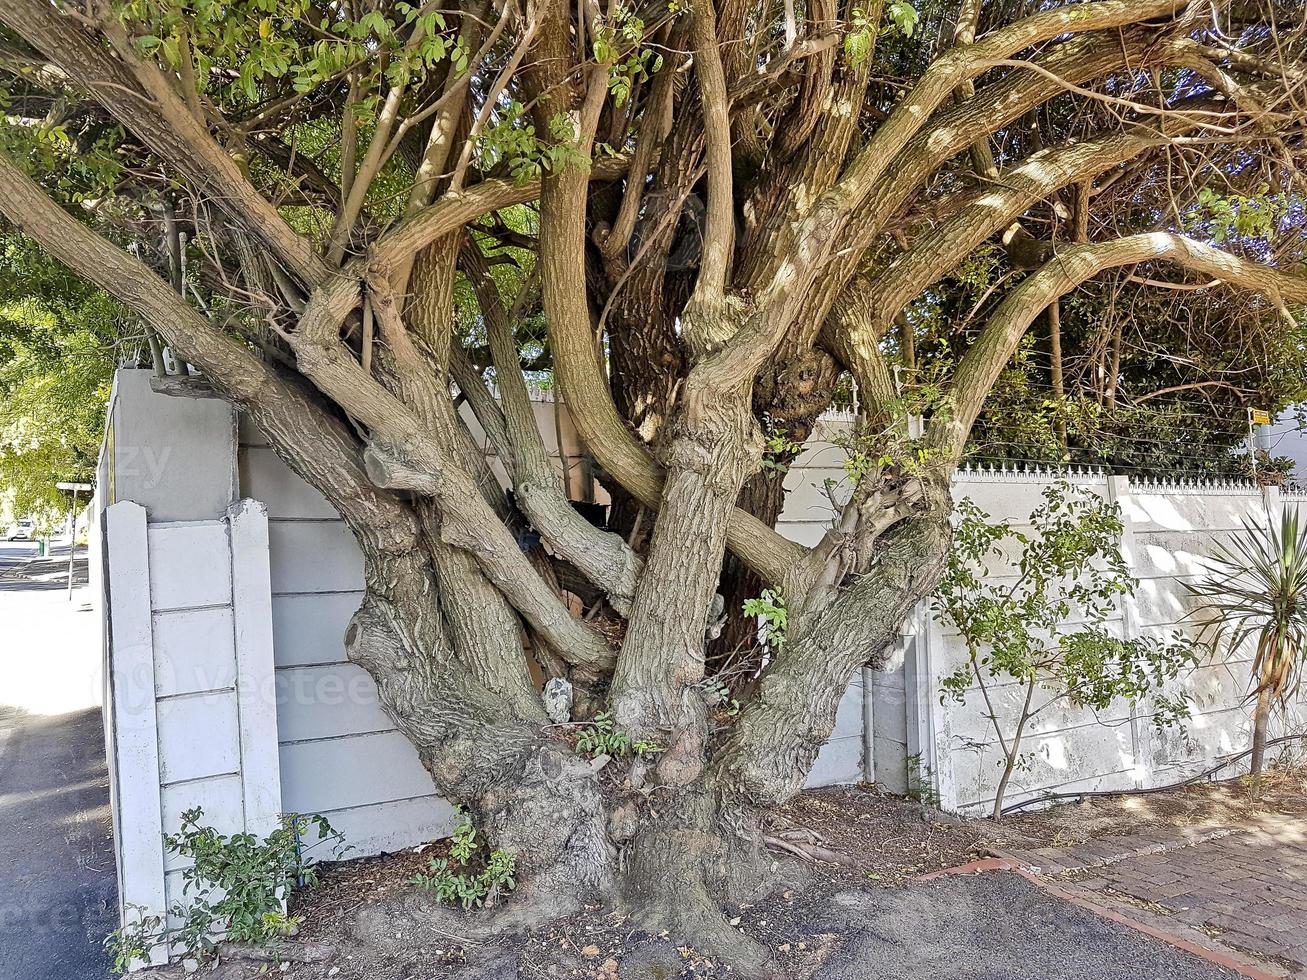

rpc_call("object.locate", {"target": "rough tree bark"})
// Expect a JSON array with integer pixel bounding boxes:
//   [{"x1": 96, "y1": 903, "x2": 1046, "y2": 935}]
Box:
[{"x1": 1, "y1": 0, "x2": 1304, "y2": 973}]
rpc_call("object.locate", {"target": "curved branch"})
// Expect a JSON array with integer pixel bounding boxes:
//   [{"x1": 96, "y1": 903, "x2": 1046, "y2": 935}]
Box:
[
  {"x1": 299, "y1": 156, "x2": 631, "y2": 346},
  {"x1": 782, "y1": 27, "x2": 1189, "y2": 350},
  {"x1": 462, "y1": 246, "x2": 644, "y2": 616},
  {"x1": 539, "y1": 150, "x2": 805, "y2": 589},
  {"x1": 287, "y1": 334, "x2": 617, "y2": 672},
  {"x1": 938, "y1": 233, "x2": 1307, "y2": 456},
  {"x1": 865, "y1": 125, "x2": 1183, "y2": 341},
  {"x1": 0, "y1": 148, "x2": 427, "y2": 565},
  {"x1": 833, "y1": 0, "x2": 1186, "y2": 207},
  {"x1": 0, "y1": 0, "x2": 329, "y2": 288}
]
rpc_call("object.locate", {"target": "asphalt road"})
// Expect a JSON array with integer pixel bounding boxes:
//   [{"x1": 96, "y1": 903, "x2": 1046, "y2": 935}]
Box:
[
  {"x1": 0, "y1": 541, "x2": 117, "y2": 980},
  {"x1": 0, "y1": 537, "x2": 37, "y2": 572},
  {"x1": 813, "y1": 869, "x2": 1237, "y2": 979}
]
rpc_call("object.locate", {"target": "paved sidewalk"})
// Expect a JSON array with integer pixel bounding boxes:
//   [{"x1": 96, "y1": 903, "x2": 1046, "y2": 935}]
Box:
[
  {"x1": 0, "y1": 546, "x2": 116, "y2": 980},
  {"x1": 1001, "y1": 796, "x2": 1307, "y2": 977}
]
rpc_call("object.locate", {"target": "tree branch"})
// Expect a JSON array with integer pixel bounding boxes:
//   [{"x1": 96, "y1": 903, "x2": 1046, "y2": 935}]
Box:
[
  {"x1": 864, "y1": 125, "x2": 1182, "y2": 341},
  {"x1": 938, "y1": 233, "x2": 1307, "y2": 457},
  {"x1": 0, "y1": 0, "x2": 329, "y2": 288},
  {"x1": 685, "y1": 0, "x2": 734, "y2": 308},
  {"x1": 462, "y1": 245, "x2": 644, "y2": 615}
]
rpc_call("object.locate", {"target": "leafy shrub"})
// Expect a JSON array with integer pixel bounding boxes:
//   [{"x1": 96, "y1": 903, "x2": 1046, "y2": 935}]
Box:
[
  {"x1": 573, "y1": 711, "x2": 660, "y2": 758},
  {"x1": 410, "y1": 810, "x2": 517, "y2": 909},
  {"x1": 103, "y1": 809, "x2": 345, "y2": 972},
  {"x1": 936, "y1": 483, "x2": 1200, "y2": 816}
]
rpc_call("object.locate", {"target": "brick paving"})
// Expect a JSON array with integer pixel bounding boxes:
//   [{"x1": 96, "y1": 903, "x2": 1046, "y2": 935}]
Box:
[{"x1": 1002, "y1": 812, "x2": 1307, "y2": 977}]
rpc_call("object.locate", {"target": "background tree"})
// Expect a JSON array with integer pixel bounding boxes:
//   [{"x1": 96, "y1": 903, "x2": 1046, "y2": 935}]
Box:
[
  {"x1": 0, "y1": 233, "x2": 131, "y2": 523},
  {"x1": 937, "y1": 483, "x2": 1199, "y2": 817},
  {"x1": 1, "y1": 0, "x2": 1305, "y2": 970}
]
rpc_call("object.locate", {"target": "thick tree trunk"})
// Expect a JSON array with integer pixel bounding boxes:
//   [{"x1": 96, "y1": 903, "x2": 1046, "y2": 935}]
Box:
[
  {"x1": 344, "y1": 585, "x2": 617, "y2": 910},
  {"x1": 350, "y1": 560, "x2": 783, "y2": 972},
  {"x1": 711, "y1": 348, "x2": 841, "y2": 674},
  {"x1": 611, "y1": 375, "x2": 762, "y2": 763}
]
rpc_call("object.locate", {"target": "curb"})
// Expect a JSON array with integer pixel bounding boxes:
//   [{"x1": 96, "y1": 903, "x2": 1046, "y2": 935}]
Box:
[{"x1": 920, "y1": 851, "x2": 1286, "y2": 980}]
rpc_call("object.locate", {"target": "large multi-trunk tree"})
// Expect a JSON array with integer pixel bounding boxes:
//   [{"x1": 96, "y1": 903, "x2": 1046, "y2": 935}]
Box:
[{"x1": 1, "y1": 0, "x2": 1305, "y2": 970}]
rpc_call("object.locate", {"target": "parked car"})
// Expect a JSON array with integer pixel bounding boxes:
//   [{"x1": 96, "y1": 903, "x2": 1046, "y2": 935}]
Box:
[{"x1": 5, "y1": 519, "x2": 34, "y2": 541}]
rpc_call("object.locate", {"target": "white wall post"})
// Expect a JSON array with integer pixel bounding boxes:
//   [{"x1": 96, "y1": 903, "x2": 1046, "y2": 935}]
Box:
[
  {"x1": 1263, "y1": 483, "x2": 1283, "y2": 524},
  {"x1": 1107, "y1": 475, "x2": 1152, "y2": 790},
  {"x1": 104, "y1": 501, "x2": 168, "y2": 968},
  {"x1": 905, "y1": 598, "x2": 950, "y2": 806},
  {"x1": 228, "y1": 499, "x2": 282, "y2": 836}
]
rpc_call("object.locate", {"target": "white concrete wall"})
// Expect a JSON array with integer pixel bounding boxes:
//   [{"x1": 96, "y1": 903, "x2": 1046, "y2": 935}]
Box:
[
  {"x1": 237, "y1": 416, "x2": 456, "y2": 856},
  {"x1": 906, "y1": 472, "x2": 1307, "y2": 814},
  {"x1": 101, "y1": 499, "x2": 280, "y2": 968}
]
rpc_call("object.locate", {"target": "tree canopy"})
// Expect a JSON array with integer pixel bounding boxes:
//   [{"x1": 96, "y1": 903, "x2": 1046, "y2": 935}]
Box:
[{"x1": 1, "y1": 0, "x2": 1304, "y2": 969}]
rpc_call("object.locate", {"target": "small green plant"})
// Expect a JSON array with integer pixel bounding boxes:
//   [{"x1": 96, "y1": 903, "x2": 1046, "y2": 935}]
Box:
[
  {"x1": 743, "y1": 588, "x2": 788, "y2": 650},
  {"x1": 936, "y1": 483, "x2": 1200, "y2": 817},
  {"x1": 835, "y1": 364, "x2": 953, "y2": 488},
  {"x1": 1184, "y1": 184, "x2": 1288, "y2": 244},
  {"x1": 104, "y1": 905, "x2": 160, "y2": 974},
  {"x1": 410, "y1": 810, "x2": 517, "y2": 909},
  {"x1": 573, "y1": 711, "x2": 661, "y2": 758},
  {"x1": 476, "y1": 103, "x2": 586, "y2": 183},
  {"x1": 760, "y1": 415, "x2": 803, "y2": 474},
  {"x1": 699, "y1": 677, "x2": 741, "y2": 719},
  {"x1": 905, "y1": 753, "x2": 941, "y2": 808},
  {"x1": 103, "y1": 810, "x2": 345, "y2": 972}
]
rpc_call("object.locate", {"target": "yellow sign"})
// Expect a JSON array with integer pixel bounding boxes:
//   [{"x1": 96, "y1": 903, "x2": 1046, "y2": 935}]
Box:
[{"x1": 1249, "y1": 409, "x2": 1272, "y2": 426}]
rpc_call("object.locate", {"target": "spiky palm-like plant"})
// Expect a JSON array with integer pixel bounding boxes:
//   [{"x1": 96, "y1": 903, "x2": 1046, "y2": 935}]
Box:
[{"x1": 1188, "y1": 509, "x2": 1307, "y2": 774}]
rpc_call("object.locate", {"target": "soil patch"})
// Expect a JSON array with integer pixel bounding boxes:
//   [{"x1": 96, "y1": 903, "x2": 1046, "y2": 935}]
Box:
[
  {"x1": 994, "y1": 760, "x2": 1307, "y2": 855},
  {"x1": 132, "y1": 776, "x2": 1289, "y2": 979}
]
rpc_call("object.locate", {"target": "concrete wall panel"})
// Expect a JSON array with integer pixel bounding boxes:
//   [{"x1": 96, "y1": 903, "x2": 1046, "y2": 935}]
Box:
[
  {"x1": 147, "y1": 523, "x2": 232, "y2": 611},
  {"x1": 278, "y1": 732, "x2": 438, "y2": 815},
  {"x1": 267, "y1": 520, "x2": 364, "y2": 594},
  {"x1": 156, "y1": 692, "x2": 241, "y2": 783},
  {"x1": 240, "y1": 446, "x2": 338, "y2": 519},
  {"x1": 275, "y1": 664, "x2": 394, "y2": 742},
  {"x1": 271, "y1": 592, "x2": 361, "y2": 667},
  {"x1": 151, "y1": 607, "x2": 236, "y2": 697}
]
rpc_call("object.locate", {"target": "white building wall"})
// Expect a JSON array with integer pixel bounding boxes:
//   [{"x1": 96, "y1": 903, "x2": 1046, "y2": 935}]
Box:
[{"x1": 100, "y1": 369, "x2": 1307, "y2": 915}]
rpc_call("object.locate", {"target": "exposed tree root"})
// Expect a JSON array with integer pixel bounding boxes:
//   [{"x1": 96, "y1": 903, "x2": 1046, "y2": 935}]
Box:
[{"x1": 763, "y1": 834, "x2": 860, "y2": 868}]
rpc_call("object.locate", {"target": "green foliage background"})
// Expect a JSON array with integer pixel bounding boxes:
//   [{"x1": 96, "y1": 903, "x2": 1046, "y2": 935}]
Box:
[{"x1": 0, "y1": 233, "x2": 126, "y2": 523}]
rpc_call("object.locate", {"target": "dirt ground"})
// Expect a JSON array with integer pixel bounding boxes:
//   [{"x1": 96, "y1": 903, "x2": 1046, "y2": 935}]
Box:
[
  {"x1": 134, "y1": 784, "x2": 989, "y2": 980},
  {"x1": 995, "y1": 760, "x2": 1307, "y2": 853},
  {"x1": 133, "y1": 771, "x2": 1307, "y2": 980}
]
